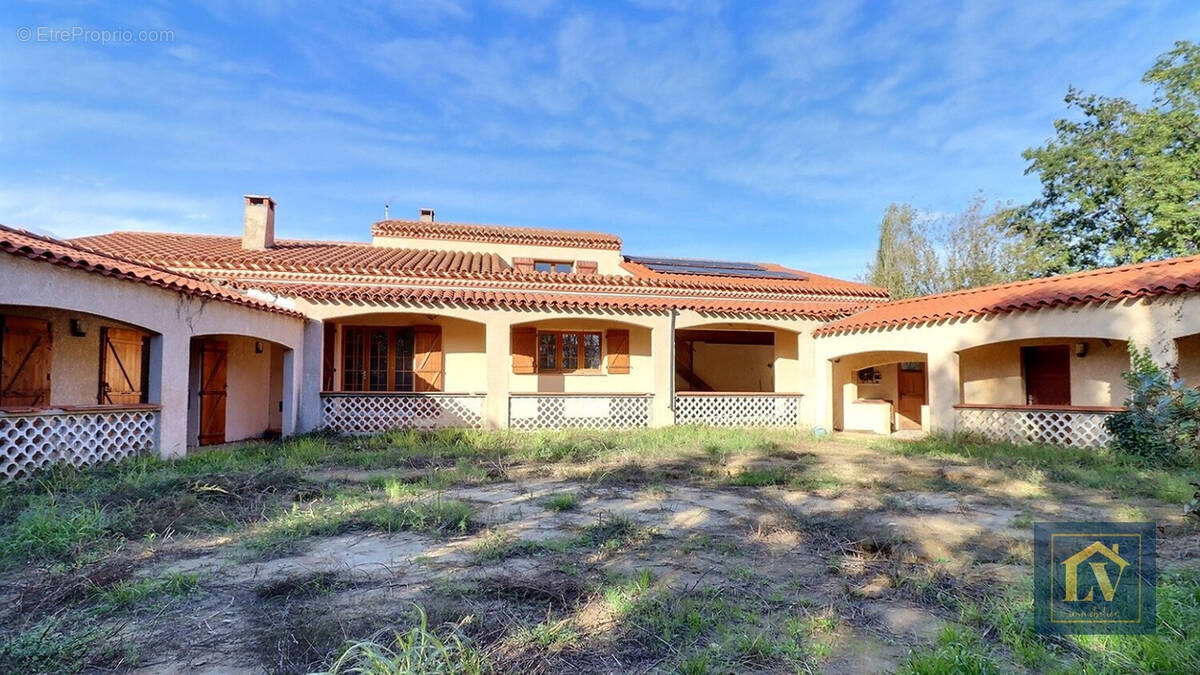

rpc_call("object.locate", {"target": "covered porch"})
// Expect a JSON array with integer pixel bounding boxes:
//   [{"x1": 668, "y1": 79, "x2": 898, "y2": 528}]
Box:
[
  {"x1": 831, "y1": 350, "x2": 929, "y2": 434},
  {"x1": 673, "y1": 324, "x2": 804, "y2": 427}
]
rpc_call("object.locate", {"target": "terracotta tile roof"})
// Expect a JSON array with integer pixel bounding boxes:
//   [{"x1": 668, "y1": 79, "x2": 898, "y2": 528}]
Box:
[
  {"x1": 72, "y1": 231, "x2": 509, "y2": 275},
  {"x1": 70, "y1": 231, "x2": 887, "y2": 301},
  {"x1": 0, "y1": 225, "x2": 303, "y2": 319},
  {"x1": 814, "y1": 254, "x2": 1200, "y2": 336},
  {"x1": 371, "y1": 219, "x2": 622, "y2": 250},
  {"x1": 620, "y1": 258, "x2": 889, "y2": 298},
  {"x1": 243, "y1": 281, "x2": 870, "y2": 318}
]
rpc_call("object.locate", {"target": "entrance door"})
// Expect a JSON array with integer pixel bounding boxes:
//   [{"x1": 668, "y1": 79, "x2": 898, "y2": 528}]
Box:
[
  {"x1": 1022, "y1": 345, "x2": 1070, "y2": 405},
  {"x1": 198, "y1": 339, "x2": 228, "y2": 446},
  {"x1": 896, "y1": 362, "x2": 926, "y2": 430}
]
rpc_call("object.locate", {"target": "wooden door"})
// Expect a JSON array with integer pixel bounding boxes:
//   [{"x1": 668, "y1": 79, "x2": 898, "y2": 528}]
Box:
[
  {"x1": 896, "y1": 362, "x2": 926, "y2": 430},
  {"x1": 1023, "y1": 345, "x2": 1070, "y2": 405},
  {"x1": 198, "y1": 339, "x2": 228, "y2": 446},
  {"x1": 413, "y1": 326, "x2": 443, "y2": 392},
  {"x1": 0, "y1": 316, "x2": 52, "y2": 407},
  {"x1": 99, "y1": 327, "x2": 147, "y2": 405}
]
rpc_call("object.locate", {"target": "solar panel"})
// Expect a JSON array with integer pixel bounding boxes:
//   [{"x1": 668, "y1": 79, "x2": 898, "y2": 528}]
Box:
[{"x1": 625, "y1": 255, "x2": 805, "y2": 280}]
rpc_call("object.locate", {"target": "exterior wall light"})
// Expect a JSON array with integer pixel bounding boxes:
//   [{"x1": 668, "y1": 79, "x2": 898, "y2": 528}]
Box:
[
  {"x1": 69, "y1": 318, "x2": 87, "y2": 337},
  {"x1": 255, "y1": 341, "x2": 264, "y2": 354},
  {"x1": 1075, "y1": 342, "x2": 1088, "y2": 357}
]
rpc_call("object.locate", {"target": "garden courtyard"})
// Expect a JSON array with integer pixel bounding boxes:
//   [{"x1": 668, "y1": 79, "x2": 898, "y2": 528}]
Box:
[{"x1": 0, "y1": 428, "x2": 1197, "y2": 674}]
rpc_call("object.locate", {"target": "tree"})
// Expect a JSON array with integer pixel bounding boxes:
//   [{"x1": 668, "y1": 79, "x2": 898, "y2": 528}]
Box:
[
  {"x1": 1013, "y1": 41, "x2": 1200, "y2": 274},
  {"x1": 865, "y1": 197, "x2": 1039, "y2": 299},
  {"x1": 864, "y1": 203, "x2": 940, "y2": 299}
]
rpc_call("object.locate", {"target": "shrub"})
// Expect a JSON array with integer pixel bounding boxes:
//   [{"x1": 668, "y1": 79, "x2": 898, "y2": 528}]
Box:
[{"x1": 1105, "y1": 344, "x2": 1200, "y2": 467}]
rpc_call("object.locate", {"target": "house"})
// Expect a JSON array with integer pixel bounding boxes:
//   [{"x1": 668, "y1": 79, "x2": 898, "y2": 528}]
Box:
[{"x1": 2, "y1": 194, "x2": 1199, "y2": 478}]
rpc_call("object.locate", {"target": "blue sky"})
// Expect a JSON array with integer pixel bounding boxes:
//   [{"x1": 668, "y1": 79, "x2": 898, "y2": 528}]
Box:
[{"x1": 2, "y1": 1, "x2": 1196, "y2": 279}]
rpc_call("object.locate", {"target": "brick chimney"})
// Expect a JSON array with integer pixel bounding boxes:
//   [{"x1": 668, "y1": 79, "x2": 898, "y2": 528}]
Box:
[
  {"x1": 243, "y1": 195, "x2": 276, "y2": 250},
  {"x1": 419, "y1": 207, "x2": 435, "y2": 223}
]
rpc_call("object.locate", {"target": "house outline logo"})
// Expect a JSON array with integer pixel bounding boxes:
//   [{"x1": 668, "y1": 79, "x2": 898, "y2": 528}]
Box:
[
  {"x1": 1034, "y1": 522, "x2": 1156, "y2": 635},
  {"x1": 1060, "y1": 540, "x2": 1128, "y2": 603}
]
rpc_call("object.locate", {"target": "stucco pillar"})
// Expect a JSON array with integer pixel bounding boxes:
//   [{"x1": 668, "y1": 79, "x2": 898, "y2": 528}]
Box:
[
  {"x1": 484, "y1": 316, "x2": 511, "y2": 429},
  {"x1": 280, "y1": 348, "x2": 297, "y2": 436},
  {"x1": 813, "y1": 357, "x2": 835, "y2": 432},
  {"x1": 926, "y1": 349, "x2": 960, "y2": 435},
  {"x1": 650, "y1": 312, "x2": 676, "y2": 427},
  {"x1": 150, "y1": 329, "x2": 191, "y2": 458},
  {"x1": 296, "y1": 320, "x2": 324, "y2": 433}
]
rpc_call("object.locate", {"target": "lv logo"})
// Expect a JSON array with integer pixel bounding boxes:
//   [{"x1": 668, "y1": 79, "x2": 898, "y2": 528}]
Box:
[{"x1": 1062, "y1": 541, "x2": 1129, "y2": 603}]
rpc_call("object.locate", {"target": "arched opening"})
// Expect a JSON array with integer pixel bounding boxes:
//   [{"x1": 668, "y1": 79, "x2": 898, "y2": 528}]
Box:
[
  {"x1": 188, "y1": 334, "x2": 292, "y2": 447},
  {"x1": 673, "y1": 322, "x2": 801, "y2": 394},
  {"x1": 830, "y1": 350, "x2": 928, "y2": 434},
  {"x1": 957, "y1": 337, "x2": 1130, "y2": 408}
]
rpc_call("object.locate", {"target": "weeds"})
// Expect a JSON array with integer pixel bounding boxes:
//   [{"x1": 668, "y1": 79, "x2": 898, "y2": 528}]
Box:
[{"x1": 320, "y1": 605, "x2": 487, "y2": 675}]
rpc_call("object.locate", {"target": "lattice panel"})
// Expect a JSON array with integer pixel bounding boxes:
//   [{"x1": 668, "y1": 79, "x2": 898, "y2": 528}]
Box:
[
  {"x1": 508, "y1": 395, "x2": 651, "y2": 431},
  {"x1": 674, "y1": 395, "x2": 801, "y2": 427},
  {"x1": 1, "y1": 409, "x2": 158, "y2": 481},
  {"x1": 956, "y1": 408, "x2": 1114, "y2": 448},
  {"x1": 322, "y1": 394, "x2": 485, "y2": 433}
]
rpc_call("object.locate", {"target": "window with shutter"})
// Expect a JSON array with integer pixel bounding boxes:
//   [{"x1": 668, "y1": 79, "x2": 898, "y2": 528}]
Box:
[
  {"x1": 606, "y1": 329, "x2": 630, "y2": 374},
  {"x1": 99, "y1": 326, "x2": 148, "y2": 405},
  {"x1": 0, "y1": 315, "x2": 52, "y2": 407},
  {"x1": 413, "y1": 325, "x2": 444, "y2": 392}
]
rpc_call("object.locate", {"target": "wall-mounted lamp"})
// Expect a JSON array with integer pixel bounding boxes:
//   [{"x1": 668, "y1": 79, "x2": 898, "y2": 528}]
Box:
[
  {"x1": 69, "y1": 318, "x2": 87, "y2": 337},
  {"x1": 255, "y1": 341, "x2": 264, "y2": 354},
  {"x1": 1075, "y1": 342, "x2": 1088, "y2": 358}
]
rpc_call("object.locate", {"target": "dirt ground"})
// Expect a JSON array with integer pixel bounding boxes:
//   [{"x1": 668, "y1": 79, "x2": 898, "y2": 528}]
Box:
[{"x1": 2, "y1": 433, "x2": 1195, "y2": 674}]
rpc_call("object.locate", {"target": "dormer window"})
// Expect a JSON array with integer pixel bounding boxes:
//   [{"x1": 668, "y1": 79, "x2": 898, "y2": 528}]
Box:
[{"x1": 534, "y1": 260, "x2": 572, "y2": 274}]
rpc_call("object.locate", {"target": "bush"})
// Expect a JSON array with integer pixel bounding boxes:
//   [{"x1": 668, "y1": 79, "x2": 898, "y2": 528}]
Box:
[{"x1": 1105, "y1": 344, "x2": 1200, "y2": 467}]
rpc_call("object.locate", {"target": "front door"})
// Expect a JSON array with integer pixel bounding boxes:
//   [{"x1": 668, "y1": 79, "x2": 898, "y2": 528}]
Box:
[
  {"x1": 1022, "y1": 345, "x2": 1071, "y2": 405},
  {"x1": 896, "y1": 362, "x2": 926, "y2": 430},
  {"x1": 198, "y1": 339, "x2": 228, "y2": 446}
]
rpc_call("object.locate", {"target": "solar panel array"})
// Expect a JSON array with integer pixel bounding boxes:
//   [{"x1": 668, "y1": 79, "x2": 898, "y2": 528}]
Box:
[{"x1": 625, "y1": 255, "x2": 805, "y2": 280}]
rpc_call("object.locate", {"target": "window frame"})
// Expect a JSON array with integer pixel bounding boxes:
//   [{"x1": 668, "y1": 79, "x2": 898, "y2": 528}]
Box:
[
  {"x1": 341, "y1": 325, "x2": 418, "y2": 392},
  {"x1": 533, "y1": 260, "x2": 573, "y2": 274},
  {"x1": 535, "y1": 330, "x2": 603, "y2": 373}
]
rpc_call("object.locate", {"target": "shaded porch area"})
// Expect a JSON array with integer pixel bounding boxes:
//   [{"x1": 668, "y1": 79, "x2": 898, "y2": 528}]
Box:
[{"x1": 831, "y1": 351, "x2": 928, "y2": 434}]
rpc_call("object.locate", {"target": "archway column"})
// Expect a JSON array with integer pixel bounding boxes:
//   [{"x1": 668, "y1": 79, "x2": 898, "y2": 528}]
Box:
[
  {"x1": 484, "y1": 315, "x2": 513, "y2": 429},
  {"x1": 650, "y1": 311, "x2": 676, "y2": 427},
  {"x1": 926, "y1": 348, "x2": 960, "y2": 434},
  {"x1": 150, "y1": 328, "x2": 191, "y2": 458}
]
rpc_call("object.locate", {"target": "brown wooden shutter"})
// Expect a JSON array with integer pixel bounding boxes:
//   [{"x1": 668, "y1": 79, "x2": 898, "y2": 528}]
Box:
[
  {"x1": 0, "y1": 316, "x2": 52, "y2": 407},
  {"x1": 606, "y1": 329, "x2": 630, "y2": 374},
  {"x1": 512, "y1": 327, "x2": 537, "y2": 374},
  {"x1": 99, "y1": 327, "x2": 147, "y2": 405},
  {"x1": 413, "y1": 325, "x2": 444, "y2": 392},
  {"x1": 512, "y1": 257, "x2": 534, "y2": 274},
  {"x1": 576, "y1": 260, "x2": 598, "y2": 275},
  {"x1": 321, "y1": 322, "x2": 336, "y2": 390}
]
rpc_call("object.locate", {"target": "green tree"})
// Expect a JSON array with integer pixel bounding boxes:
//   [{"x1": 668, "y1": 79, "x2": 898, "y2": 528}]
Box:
[
  {"x1": 865, "y1": 197, "x2": 1039, "y2": 299},
  {"x1": 864, "y1": 203, "x2": 940, "y2": 299},
  {"x1": 1013, "y1": 41, "x2": 1200, "y2": 274}
]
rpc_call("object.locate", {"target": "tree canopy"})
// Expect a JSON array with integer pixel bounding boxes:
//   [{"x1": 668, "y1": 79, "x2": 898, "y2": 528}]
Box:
[{"x1": 1012, "y1": 40, "x2": 1200, "y2": 273}]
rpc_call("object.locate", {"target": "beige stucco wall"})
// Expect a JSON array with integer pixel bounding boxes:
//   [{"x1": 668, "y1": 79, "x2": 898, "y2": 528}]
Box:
[
  {"x1": 1178, "y1": 334, "x2": 1200, "y2": 386},
  {"x1": 0, "y1": 305, "x2": 154, "y2": 407},
  {"x1": 222, "y1": 335, "x2": 275, "y2": 443},
  {"x1": 959, "y1": 338, "x2": 1129, "y2": 407},
  {"x1": 679, "y1": 342, "x2": 774, "y2": 392},
  {"x1": 371, "y1": 235, "x2": 630, "y2": 276},
  {"x1": 269, "y1": 345, "x2": 284, "y2": 431}
]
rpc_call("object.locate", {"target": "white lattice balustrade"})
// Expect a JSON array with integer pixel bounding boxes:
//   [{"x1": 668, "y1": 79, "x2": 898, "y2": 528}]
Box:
[
  {"x1": 322, "y1": 393, "x2": 485, "y2": 433},
  {"x1": 508, "y1": 394, "x2": 651, "y2": 431},
  {"x1": 674, "y1": 394, "x2": 802, "y2": 427},
  {"x1": 1, "y1": 407, "x2": 159, "y2": 481},
  {"x1": 956, "y1": 406, "x2": 1116, "y2": 447}
]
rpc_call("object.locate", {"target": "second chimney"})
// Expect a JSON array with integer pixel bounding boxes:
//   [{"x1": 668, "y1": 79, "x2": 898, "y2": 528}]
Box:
[
  {"x1": 243, "y1": 195, "x2": 276, "y2": 250},
  {"x1": 419, "y1": 207, "x2": 435, "y2": 223}
]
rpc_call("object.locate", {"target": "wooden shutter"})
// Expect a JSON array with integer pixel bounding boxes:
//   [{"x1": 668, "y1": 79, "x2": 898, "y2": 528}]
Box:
[
  {"x1": 512, "y1": 327, "x2": 537, "y2": 374},
  {"x1": 0, "y1": 316, "x2": 52, "y2": 407},
  {"x1": 413, "y1": 325, "x2": 444, "y2": 392},
  {"x1": 576, "y1": 260, "x2": 598, "y2": 275},
  {"x1": 321, "y1": 322, "x2": 336, "y2": 391},
  {"x1": 99, "y1": 327, "x2": 147, "y2": 405},
  {"x1": 512, "y1": 257, "x2": 535, "y2": 274},
  {"x1": 606, "y1": 329, "x2": 630, "y2": 374},
  {"x1": 198, "y1": 339, "x2": 228, "y2": 446}
]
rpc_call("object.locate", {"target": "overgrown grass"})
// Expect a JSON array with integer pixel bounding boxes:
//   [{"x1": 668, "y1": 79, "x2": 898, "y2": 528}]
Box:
[
  {"x1": 541, "y1": 492, "x2": 579, "y2": 512},
  {"x1": 472, "y1": 513, "x2": 649, "y2": 562},
  {"x1": 93, "y1": 571, "x2": 201, "y2": 613},
  {"x1": 879, "y1": 433, "x2": 1198, "y2": 502},
  {"x1": 321, "y1": 605, "x2": 488, "y2": 675}
]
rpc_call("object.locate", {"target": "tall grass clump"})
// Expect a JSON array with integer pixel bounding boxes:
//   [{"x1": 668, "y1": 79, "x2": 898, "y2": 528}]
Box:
[{"x1": 320, "y1": 605, "x2": 487, "y2": 675}]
